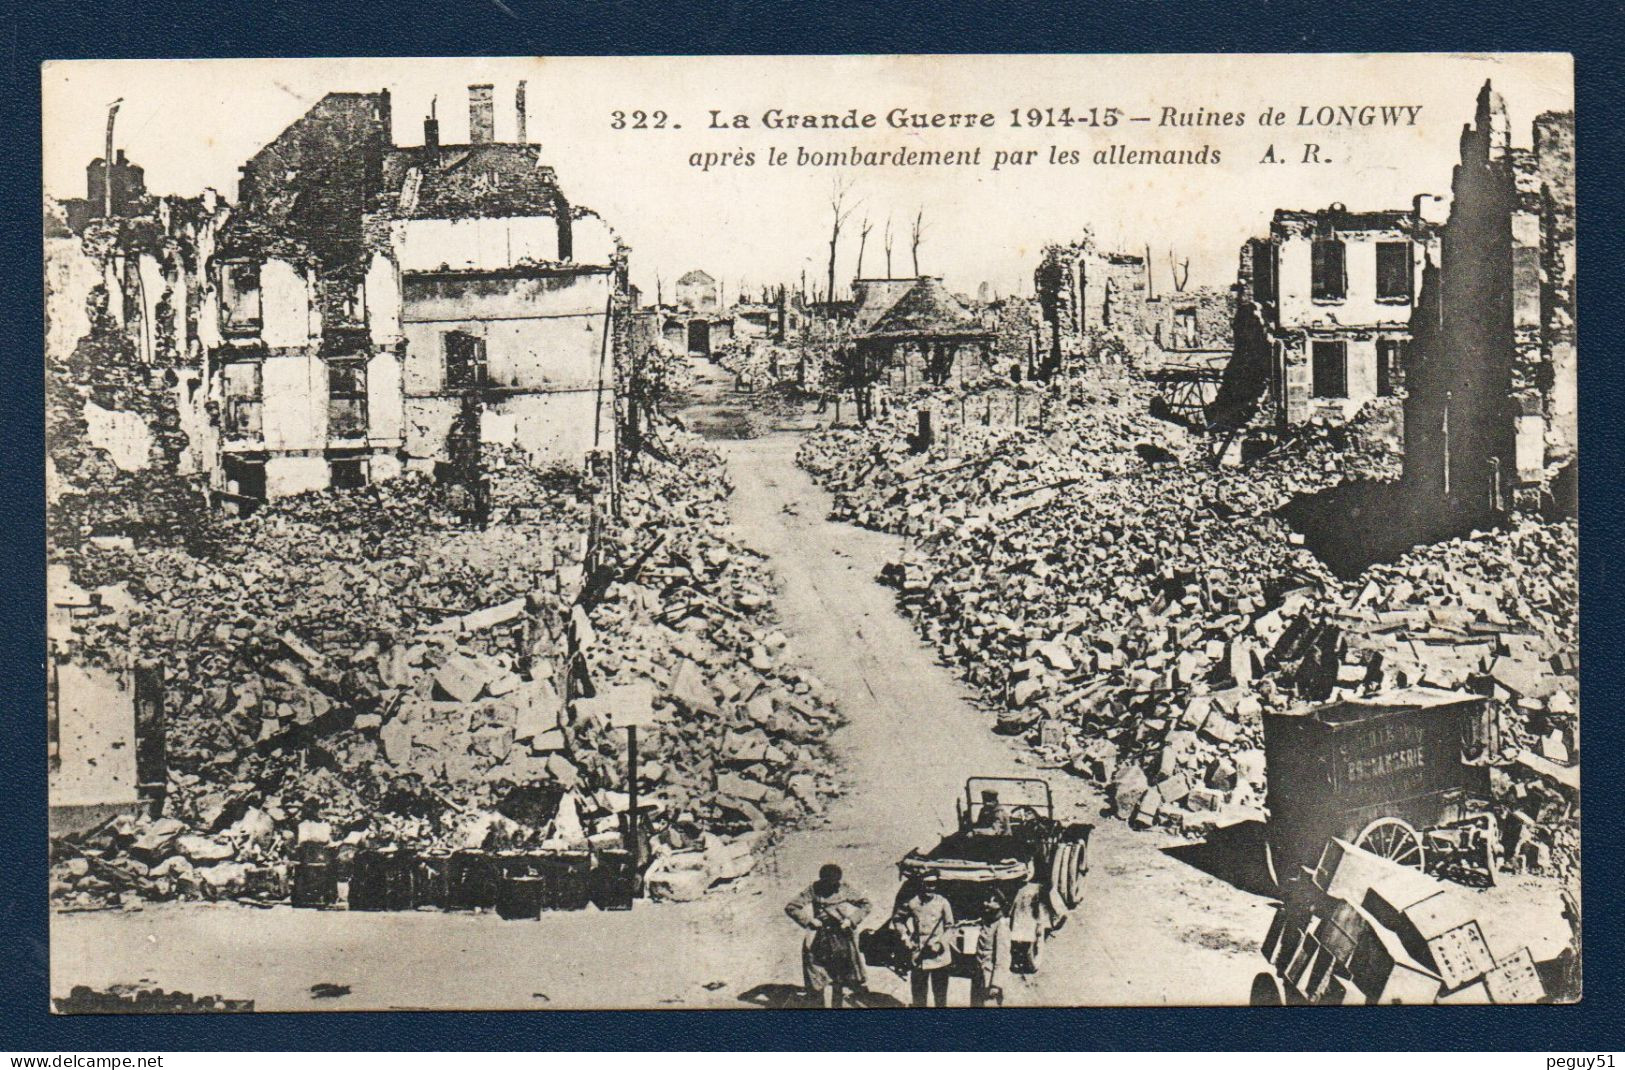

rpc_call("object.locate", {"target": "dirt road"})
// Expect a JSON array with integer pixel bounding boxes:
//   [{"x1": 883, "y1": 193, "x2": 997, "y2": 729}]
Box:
[{"x1": 50, "y1": 365, "x2": 1272, "y2": 1011}]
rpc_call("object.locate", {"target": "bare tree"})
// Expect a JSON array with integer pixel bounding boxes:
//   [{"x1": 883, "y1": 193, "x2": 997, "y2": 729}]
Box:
[
  {"x1": 883, "y1": 217, "x2": 894, "y2": 277},
  {"x1": 1169, "y1": 249, "x2": 1191, "y2": 293},
  {"x1": 827, "y1": 178, "x2": 857, "y2": 307},
  {"x1": 856, "y1": 216, "x2": 873, "y2": 279},
  {"x1": 910, "y1": 207, "x2": 926, "y2": 276}
]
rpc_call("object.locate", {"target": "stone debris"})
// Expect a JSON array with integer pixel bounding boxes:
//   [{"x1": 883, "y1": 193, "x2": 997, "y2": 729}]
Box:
[
  {"x1": 798, "y1": 378, "x2": 1577, "y2": 886},
  {"x1": 50, "y1": 429, "x2": 843, "y2": 910}
]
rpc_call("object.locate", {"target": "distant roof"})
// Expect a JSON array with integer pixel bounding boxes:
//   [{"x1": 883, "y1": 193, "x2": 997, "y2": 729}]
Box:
[
  {"x1": 678, "y1": 269, "x2": 716, "y2": 285},
  {"x1": 864, "y1": 276, "x2": 992, "y2": 341},
  {"x1": 1271, "y1": 205, "x2": 1430, "y2": 237},
  {"x1": 380, "y1": 143, "x2": 569, "y2": 220}
]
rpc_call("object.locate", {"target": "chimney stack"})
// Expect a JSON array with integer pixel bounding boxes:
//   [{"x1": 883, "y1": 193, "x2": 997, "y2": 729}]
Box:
[
  {"x1": 516, "y1": 81, "x2": 528, "y2": 144},
  {"x1": 423, "y1": 97, "x2": 440, "y2": 167},
  {"x1": 468, "y1": 84, "x2": 495, "y2": 144}
]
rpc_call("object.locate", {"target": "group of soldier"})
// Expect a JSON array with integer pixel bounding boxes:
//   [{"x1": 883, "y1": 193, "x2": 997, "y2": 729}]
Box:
[{"x1": 783, "y1": 791, "x2": 1023, "y2": 1008}]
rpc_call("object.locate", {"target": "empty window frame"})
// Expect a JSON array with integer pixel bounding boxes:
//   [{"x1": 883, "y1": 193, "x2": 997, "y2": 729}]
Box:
[
  {"x1": 220, "y1": 261, "x2": 263, "y2": 330},
  {"x1": 1376, "y1": 241, "x2": 1413, "y2": 301},
  {"x1": 1311, "y1": 340, "x2": 1348, "y2": 398},
  {"x1": 222, "y1": 454, "x2": 267, "y2": 502},
  {"x1": 222, "y1": 360, "x2": 263, "y2": 436},
  {"x1": 329, "y1": 456, "x2": 368, "y2": 490},
  {"x1": 338, "y1": 278, "x2": 366, "y2": 325},
  {"x1": 1310, "y1": 239, "x2": 1347, "y2": 301},
  {"x1": 1173, "y1": 307, "x2": 1199, "y2": 349},
  {"x1": 327, "y1": 358, "x2": 368, "y2": 438},
  {"x1": 1376, "y1": 338, "x2": 1408, "y2": 396},
  {"x1": 444, "y1": 331, "x2": 488, "y2": 391}
]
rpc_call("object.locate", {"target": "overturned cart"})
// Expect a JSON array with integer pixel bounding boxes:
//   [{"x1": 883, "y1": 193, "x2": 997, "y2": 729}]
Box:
[
  {"x1": 1262, "y1": 687, "x2": 1499, "y2": 887},
  {"x1": 861, "y1": 777, "x2": 1092, "y2": 982}
]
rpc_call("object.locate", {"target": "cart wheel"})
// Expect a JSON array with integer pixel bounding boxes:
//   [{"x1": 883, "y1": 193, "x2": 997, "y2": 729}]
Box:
[
  {"x1": 1356, "y1": 817, "x2": 1426, "y2": 870},
  {"x1": 1250, "y1": 972, "x2": 1284, "y2": 1006}
]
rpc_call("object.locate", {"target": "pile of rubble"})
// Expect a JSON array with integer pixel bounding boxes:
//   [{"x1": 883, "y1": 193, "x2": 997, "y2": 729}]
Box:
[
  {"x1": 51, "y1": 430, "x2": 843, "y2": 909},
  {"x1": 798, "y1": 380, "x2": 1578, "y2": 885}
]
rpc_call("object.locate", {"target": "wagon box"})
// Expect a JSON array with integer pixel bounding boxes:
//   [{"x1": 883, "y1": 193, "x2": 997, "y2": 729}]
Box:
[{"x1": 1263, "y1": 686, "x2": 1493, "y2": 883}]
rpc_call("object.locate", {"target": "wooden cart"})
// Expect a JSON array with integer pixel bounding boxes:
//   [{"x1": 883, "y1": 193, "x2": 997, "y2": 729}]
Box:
[{"x1": 1262, "y1": 687, "x2": 1498, "y2": 887}]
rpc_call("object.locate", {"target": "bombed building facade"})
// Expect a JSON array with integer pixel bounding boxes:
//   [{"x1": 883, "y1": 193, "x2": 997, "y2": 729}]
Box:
[
  {"x1": 209, "y1": 84, "x2": 630, "y2": 502},
  {"x1": 1033, "y1": 236, "x2": 1233, "y2": 398},
  {"x1": 1034, "y1": 237, "x2": 1151, "y2": 374},
  {"x1": 1401, "y1": 83, "x2": 1577, "y2": 528},
  {"x1": 1227, "y1": 205, "x2": 1442, "y2": 430}
]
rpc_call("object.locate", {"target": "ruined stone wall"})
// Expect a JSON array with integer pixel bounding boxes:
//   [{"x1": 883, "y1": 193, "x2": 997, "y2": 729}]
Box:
[
  {"x1": 1403, "y1": 84, "x2": 1522, "y2": 531},
  {"x1": 1535, "y1": 112, "x2": 1577, "y2": 497},
  {"x1": 1034, "y1": 237, "x2": 1155, "y2": 377},
  {"x1": 989, "y1": 297, "x2": 1041, "y2": 379},
  {"x1": 46, "y1": 204, "x2": 215, "y2": 549}
]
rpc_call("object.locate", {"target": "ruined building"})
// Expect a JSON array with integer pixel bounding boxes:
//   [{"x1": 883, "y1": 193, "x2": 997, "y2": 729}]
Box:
[
  {"x1": 379, "y1": 92, "x2": 627, "y2": 476},
  {"x1": 1033, "y1": 236, "x2": 1150, "y2": 375},
  {"x1": 1402, "y1": 83, "x2": 1576, "y2": 525},
  {"x1": 1219, "y1": 204, "x2": 1442, "y2": 431},
  {"x1": 45, "y1": 155, "x2": 222, "y2": 826},
  {"x1": 212, "y1": 90, "x2": 401, "y2": 501},
  {"x1": 207, "y1": 84, "x2": 629, "y2": 501},
  {"x1": 1033, "y1": 235, "x2": 1232, "y2": 392},
  {"x1": 858, "y1": 275, "x2": 995, "y2": 390},
  {"x1": 663, "y1": 269, "x2": 733, "y2": 356}
]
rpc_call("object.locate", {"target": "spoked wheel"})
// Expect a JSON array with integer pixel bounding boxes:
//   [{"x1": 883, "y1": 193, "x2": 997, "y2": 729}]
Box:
[{"x1": 1356, "y1": 817, "x2": 1426, "y2": 870}]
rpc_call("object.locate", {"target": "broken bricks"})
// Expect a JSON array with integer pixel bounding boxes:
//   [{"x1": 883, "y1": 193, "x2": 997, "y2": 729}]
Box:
[{"x1": 799, "y1": 377, "x2": 1577, "y2": 863}]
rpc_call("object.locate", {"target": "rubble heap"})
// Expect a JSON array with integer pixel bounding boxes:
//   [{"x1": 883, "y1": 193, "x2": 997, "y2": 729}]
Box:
[
  {"x1": 51, "y1": 431, "x2": 844, "y2": 909},
  {"x1": 798, "y1": 381, "x2": 1577, "y2": 885}
]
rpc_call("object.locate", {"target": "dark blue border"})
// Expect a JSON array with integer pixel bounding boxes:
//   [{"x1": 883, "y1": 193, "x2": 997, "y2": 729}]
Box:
[{"x1": 4, "y1": 0, "x2": 1621, "y2": 1051}]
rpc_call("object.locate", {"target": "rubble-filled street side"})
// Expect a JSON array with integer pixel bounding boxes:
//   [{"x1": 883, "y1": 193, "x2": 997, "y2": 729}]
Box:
[
  {"x1": 796, "y1": 380, "x2": 1577, "y2": 890},
  {"x1": 51, "y1": 426, "x2": 845, "y2": 912},
  {"x1": 47, "y1": 81, "x2": 846, "y2": 922}
]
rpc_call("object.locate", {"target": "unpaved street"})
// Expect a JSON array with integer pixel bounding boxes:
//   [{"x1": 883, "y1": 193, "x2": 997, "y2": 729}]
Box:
[{"x1": 51, "y1": 366, "x2": 1272, "y2": 1010}]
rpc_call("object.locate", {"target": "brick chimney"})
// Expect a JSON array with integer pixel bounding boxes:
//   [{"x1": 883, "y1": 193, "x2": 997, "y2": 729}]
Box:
[
  {"x1": 468, "y1": 84, "x2": 495, "y2": 144},
  {"x1": 515, "y1": 81, "x2": 528, "y2": 144},
  {"x1": 423, "y1": 99, "x2": 440, "y2": 168}
]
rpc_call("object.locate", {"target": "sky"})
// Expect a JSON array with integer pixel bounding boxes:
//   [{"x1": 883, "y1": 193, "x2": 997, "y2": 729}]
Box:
[{"x1": 42, "y1": 54, "x2": 1573, "y2": 301}]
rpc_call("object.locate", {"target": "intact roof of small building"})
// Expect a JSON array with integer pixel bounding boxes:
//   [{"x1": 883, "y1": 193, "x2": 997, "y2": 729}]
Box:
[
  {"x1": 678, "y1": 269, "x2": 716, "y2": 285},
  {"x1": 379, "y1": 143, "x2": 570, "y2": 221},
  {"x1": 864, "y1": 276, "x2": 994, "y2": 341}
]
